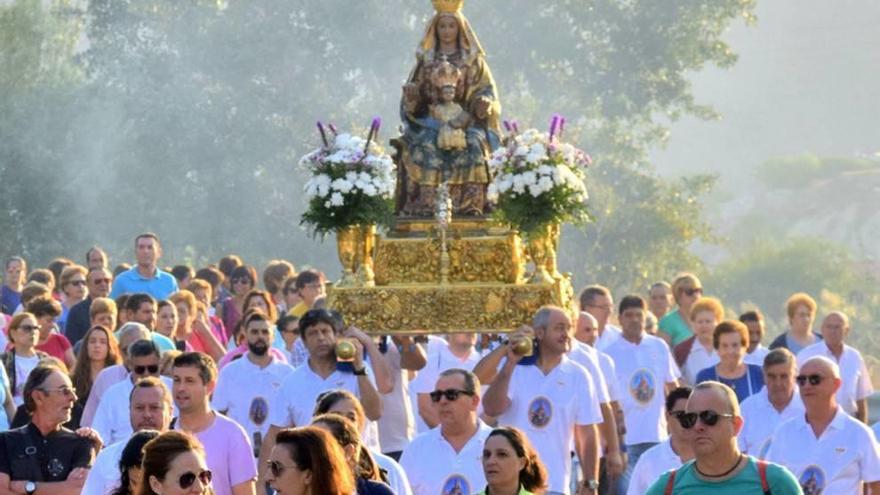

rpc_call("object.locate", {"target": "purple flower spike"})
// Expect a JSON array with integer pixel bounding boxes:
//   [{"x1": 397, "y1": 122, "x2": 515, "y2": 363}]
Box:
[
  {"x1": 549, "y1": 114, "x2": 560, "y2": 140},
  {"x1": 328, "y1": 123, "x2": 338, "y2": 135},
  {"x1": 317, "y1": 121, "x2": 329, "y2": 147},
  {"x1": 559, "y1": 117, "x2": 566, "y2": 138},
  {"x1": 512, "y1": 121, "x2": 520, "y2": 133},
  {"x1": 372, "y1": 117, "x2": 382, "y2": 133}
]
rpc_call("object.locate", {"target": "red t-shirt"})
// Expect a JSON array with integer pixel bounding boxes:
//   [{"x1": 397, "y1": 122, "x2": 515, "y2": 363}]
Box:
[{"x1": 36, "y1": 333, "x2": 72, "y2": 361}]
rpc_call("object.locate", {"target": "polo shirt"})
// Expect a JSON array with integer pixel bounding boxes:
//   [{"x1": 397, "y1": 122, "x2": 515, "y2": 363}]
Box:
[
  {"x1": 81, "y1": 437, "x2": 126, "y2": 495},
  {"x1": 603, "y1": 333, "x2": 680, "y2": 446},
  {"x1": 399, "y1": 421, "x2": 492, "y2": 495},
  {"x1": 737, "y1": 388, "x2": 803, "y2": 459},
  {"x1": 646, "y1": 456, "x2": 802, "y2": 495},
  {"x1": 495, "y1": 355, "x2": 602, "y2": 493},
  {"x1": 211, "y1": 354, "x2": 294, "y2": 457},
  {"x1": 626, "y1": 439, "x2": 683, "y2": 495},
  {"x1": 109, "y1": 266, "x2": 178, "y2": 300},
  {"x1": 796, "y1": 342, "x2": 874, "y2": 416},
  {"x1": 658, "y1": 309, "x2": 693, "y2": 346},
  {"x1": 0, "y1": 423, "x2": 93, "y2": 482},
  {"x1": 767, "y1": 406, "x2": 880, "y2": 493}
]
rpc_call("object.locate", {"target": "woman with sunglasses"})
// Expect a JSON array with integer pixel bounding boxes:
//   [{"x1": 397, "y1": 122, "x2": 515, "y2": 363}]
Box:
[
  {"x1": 220, "y1": 265, "x2": 257, "y2": 335},
  {"x1": 1, "y1": 312, "x2": 49, "y2": 407},
  {"x1": 311, "y1": 413, "x2": 395, "y2": 495},
  {"x1": 696, "y1": 320, "x2": 764, "y2": 405},
  {"x1": 478, "y1": 427, "x2": 548, "y2": 495},
  {"x1": 658, "y1": 273, "x2": 703, "y2": 347},
  {"x1": 139, "y1": 430, "x2": 214, "y2": 495},
  {"x1": 267, "y1": 426, "x2": 356, "y2": 495}
]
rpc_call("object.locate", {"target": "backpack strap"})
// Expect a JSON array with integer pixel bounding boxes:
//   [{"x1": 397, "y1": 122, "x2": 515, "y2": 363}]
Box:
[
  {"x1": 663, "y1": 468, "x2": 678, "y2": 495},
  {"x1": 756, "y1": 459, "x2": 771, "y2": 495}
]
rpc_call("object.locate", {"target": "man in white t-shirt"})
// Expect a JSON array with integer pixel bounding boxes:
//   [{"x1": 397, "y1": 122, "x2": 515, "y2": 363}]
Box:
[
  {"x1": 601, "y1": 295, "x2": 680, "y2": 495},
  {"x1": 82, "y1": 376, "x2": 172, "y2": 495},
  {"x1": 767, "y1": 356, "x2": 880, "y2": 494},
  {"x1": 481, "y1": 306, "x2": 603, "y2": 494},
  {"x1": 377, "y1": 335, "x2": 426, "y2": 459},
  {"x1": 212, "y1": 311, "x2": 294, "y2": 458},
  {"x1": 626, "y1": 386, "x2": 694, "y2": 495},
  {"x1": 92, "y1": 339, "x2": 168, "y2": 445},
  {"x1": 171, "y1": 352, "x2": 257, "y2": 495},
  {"x1": 411, "y1": 332, "x2": 482, "y2": 432},
  {"x1": 796, "y1": 311, "x2": 874, "y2": 423},
  {"x1": 257, "y1": 309, "x2": 385, "y2": 492},
  {"x1": 738, "y1": 348, "x2": 803, "y2": 458},
  {"x1": 400, "y1": 368, "x2": 491, "y2": 495},
  {"x1": 578, "y1": 285, "x2": 621, "y2": 351}
]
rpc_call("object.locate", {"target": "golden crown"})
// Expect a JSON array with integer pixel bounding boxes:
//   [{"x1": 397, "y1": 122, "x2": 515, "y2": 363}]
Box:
[{"x1": 432, "y1": 0, "x2": 463, "y2": 14}]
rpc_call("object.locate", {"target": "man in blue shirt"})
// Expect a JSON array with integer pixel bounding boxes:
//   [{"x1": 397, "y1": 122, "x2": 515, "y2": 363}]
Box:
[{"x1": 110, "y1": 233, "x2": 178, "y2": 300}]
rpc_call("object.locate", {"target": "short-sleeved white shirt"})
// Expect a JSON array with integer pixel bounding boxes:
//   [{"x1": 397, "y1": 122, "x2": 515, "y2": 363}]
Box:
[
  {"x1": 796, "y1": 342, "x2": 874, "y2": 416},
  {"x1": 410, "y1": 342, "x2": 482, "y2": 433},
  {"x1": 211, "y1": 355, "x2": 294, "y2": 456},
  {"x1": 744, "y1": 344, "x2": 770, "y2": 366},
  {"x1": 495, "y1": 356, "x2": 602, "y2": 493},
  {"x1": 603, "y1": 333, "x2": 680, "y2": 446},
  {"x1": 92, "y1": 375, "x2": 174, "y2": 446},
  {"x1": 596, "y1": 324, "x2": 622, "y2": 351},
  {"x1": 399, "y1": 421, "x2": 491, "y2": 495},
  {"x1": 569, "y1": 341, "x2": 610, "y2": 404},
  {"x1": 373, "y1": 449, "x2": 413, "y2": 495},
  {"x1": 626, "y1": 439, "x2": 683, "y2": 495},
  {"x1": 376, "y1": 344, "x2": 416, "y2": 453},
  {"x1": 596, "y1": 350, "x2": 620, "y2": 402},
  {"x1": 738, "y1": 388, "x2": 804, "y2": 458},
  {"x1": 681, "y1": 340, "x2": 717, "y2": 385},
  {"x1": 81, "y1": 438, "x2": 126, "y2": 495},
  {"x1": 767, "y1": 406, "x2": 880, "y2": 493}
]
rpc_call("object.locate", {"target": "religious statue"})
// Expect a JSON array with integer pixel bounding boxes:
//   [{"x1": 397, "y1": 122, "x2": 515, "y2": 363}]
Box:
[{"x1": 394, "y1": 0, "x2": 502, "y2": 217}]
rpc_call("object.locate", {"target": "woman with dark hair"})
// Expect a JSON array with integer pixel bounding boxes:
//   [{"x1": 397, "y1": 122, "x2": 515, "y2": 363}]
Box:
[
  {"x1": 479, "y1": 427, "x2": 548, "y2": 495},
  {"x1": 220, "y1": 265, "x2": 257, "y2": 334},
  {"x1": 70, "y1": 325, "x2": 121, "y2": 422},
  {"x1": 138, "y1": 430, "x2": 213, "y2": 495},
  {"x1": 110, "y1": 430, "x2": 161, "y2": 495},
  {"x1": 267, "y1": 426, "x2": 355, "y2": 495},
  {"x1": 311, "y1": 413, "x2": 394, "y2": 495}
]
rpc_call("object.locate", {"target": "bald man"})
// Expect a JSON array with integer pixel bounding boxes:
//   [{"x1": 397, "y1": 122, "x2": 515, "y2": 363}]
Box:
[
  {"x1": 767, "y1": 356, "x2": 880, "y2": 494},
  {"x1": 647, "y1": 381, "x2": 800, "y2": 494},
  {"x1": 796, "y1": 312, "x2": 873, "y2": 422}
]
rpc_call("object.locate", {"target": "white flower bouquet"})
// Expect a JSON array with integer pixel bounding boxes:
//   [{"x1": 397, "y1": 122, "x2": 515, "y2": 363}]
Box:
[
  {"x1": 488, "y1": 116, "x2": 591, "y2": 234},
  {"x1": 300, "y1": 119, "x2": 396, "y2": 236}
]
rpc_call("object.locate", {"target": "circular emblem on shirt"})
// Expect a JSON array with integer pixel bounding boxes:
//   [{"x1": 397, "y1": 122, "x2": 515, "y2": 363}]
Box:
[
  {"x1": 249, "y1": 396, "x2": 269, "y2": 426},
  {"x1": 527, "y1": 396, "x2": 552, "y2": 429},
  {"x1": 799, "y1": 465, "x2": 825, "y2": 495},
  {"x1": 629, "y1": 368, "x2": 656, "y2": 405},
  {"x1": 441, "y1": 474, "x2": 470, "y2": 495},
  {"x1": 47, "y1": 458, "x2": 65, "y2": 478}
]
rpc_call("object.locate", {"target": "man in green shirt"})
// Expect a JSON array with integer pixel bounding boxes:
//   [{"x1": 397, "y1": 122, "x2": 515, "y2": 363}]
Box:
[{"x1": 645, "y1": 381, "x2": 802, "y2": 495}]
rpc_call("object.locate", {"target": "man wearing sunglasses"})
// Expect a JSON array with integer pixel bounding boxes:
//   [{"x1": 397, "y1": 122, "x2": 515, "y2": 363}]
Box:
[
  {"x1": 767, "y1": 356, "x2": 880, "y2": 494},
  {"x1": 738, "y1": 349, "x2": 803, "y2": 458},
  {"x1": 0, "y1": 363, "x2": 95, "y2": 495},
  {"x1": 64, "y1": 267, "x2": 114, "y2": 348},
  {"x1": 646, "y1": 381, "x2": 800, "y2": 494},
  {"x1": 482, "y1": 305, "x2": 603, "y2": 495},
  {"x1": 400, "y1": 368, "x2": 491, "y2": 495},
  {"x1": 83, "y1": 376, "x2": 173, "y2": 495},
  {"x1": 92, "y1": 339, "x2": 171, "y2": 445}
]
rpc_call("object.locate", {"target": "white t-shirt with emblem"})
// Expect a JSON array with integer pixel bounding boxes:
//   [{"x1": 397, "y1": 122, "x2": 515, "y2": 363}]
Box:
[
  {"x1": 767, "y1": 406, "x2": 880, "y2": 493},
  {"x1": 399, "y1": 421, "x2": 491, "y2": 495},
  {"x1": 737, "y1": 388, "x2": 804, "y2": 458},
  {"x1": 603, "y1": 333, "x2": 680, "y2": 446},
  {"x1": 211, "y1": 354, "x2": 294, "y2": 457},
  {"x1": 495, "y1": 355, "x2": 603, "y2": 493},
  {"x1": 625, "y1": 439, "x2": 683, "y2": 495},
  {"x1": 796, "y1": 342, "x2": 874, "y2": 417}
]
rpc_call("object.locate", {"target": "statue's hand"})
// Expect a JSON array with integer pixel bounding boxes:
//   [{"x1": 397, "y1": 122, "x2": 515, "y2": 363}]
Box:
[{"x1": 474, "y1": 97, "x2": 492, "y2": 119}]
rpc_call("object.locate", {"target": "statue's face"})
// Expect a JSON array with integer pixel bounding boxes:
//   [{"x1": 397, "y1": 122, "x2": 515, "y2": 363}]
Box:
[{"x1": 436, "y1": 15, "x2": 459, "y2": 45}]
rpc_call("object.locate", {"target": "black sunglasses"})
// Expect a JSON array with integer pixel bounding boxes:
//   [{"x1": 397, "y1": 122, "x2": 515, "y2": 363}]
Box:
[
  {"x1": 683, "y1": 288, "x2": 703, "y2": 297},
  {"x1": 676, "y1": 410, "x2": 734, "y2": 429},
  {"x1": 796, "y1": 374, "x2": 824, "y2": 386},
  {"x1": 429, "y1": 388, "x2": 474, "y2": 403},
  {"x1": 178, "y1": 469, "x2": 212, "y2": 489},
  {"x1": 267, "y1": 460, "x2": 298, "y2": 478},
  {"x1": 133, "y1": 364, "x2": 159, "y2": 375}
]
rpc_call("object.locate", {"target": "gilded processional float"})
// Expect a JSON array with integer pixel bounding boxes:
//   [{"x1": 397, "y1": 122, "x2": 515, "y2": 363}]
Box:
[{"x1": 299, "y1": 0, "x2": 592, "y2": 334}]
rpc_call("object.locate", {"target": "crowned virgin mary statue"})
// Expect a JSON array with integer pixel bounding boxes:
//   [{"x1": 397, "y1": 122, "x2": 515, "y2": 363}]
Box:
[{"x1": 394, "y1": 0, "x2": 502, "y2": 217}]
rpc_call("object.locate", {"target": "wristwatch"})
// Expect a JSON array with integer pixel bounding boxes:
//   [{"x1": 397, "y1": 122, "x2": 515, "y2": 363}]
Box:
[
  {"x1": 583, "y1": 479, "x2": 599, "y2": 491},
  {"x1": 25, "y1": 481, "x2": 36, "y2": 495},
  {"x1": 352, "y1": 366, "x2": 367, "y2": 376}
]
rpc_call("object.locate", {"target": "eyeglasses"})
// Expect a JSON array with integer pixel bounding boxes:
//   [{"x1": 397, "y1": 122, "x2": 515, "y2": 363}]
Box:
[
  {"x1": 17, "y1": 325, "x2": 40, "y2": 332},
  {"x1": 267, "y1": 460, "x2": 299, "y2": 478},
  {"x1": 429, "y1": 388, "x2": 474, "y2": 403},
  {"x1": 796, "y1": 374, "x2": 824, "y2": 386},
  {"x1": 675, "y1": 410, "x2": 734, "y2": 429},
  {"x1": 133, "y1": 364, "x2": 160, "y2": 375},
  {"x1": 683, "y1": 288, "x2": 703, "y2": 297},
  {"x1": 69, "y1": 280, "x2": 87, "y2": 287},
  {"x1": 178, "y1": 469, "x2": 212, "y2": 489},
  {"x1": 39, "y1": 386, "x2": 77, "y2": 398}
]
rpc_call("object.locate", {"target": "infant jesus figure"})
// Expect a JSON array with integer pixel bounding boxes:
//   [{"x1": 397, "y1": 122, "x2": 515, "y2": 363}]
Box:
[{"x1": 430, "y1": 60, "x2": 470, "y2": 151}]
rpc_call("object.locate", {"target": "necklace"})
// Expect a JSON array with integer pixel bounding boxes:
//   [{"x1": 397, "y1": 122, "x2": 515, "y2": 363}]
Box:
[{"x1": 695, "y1": 453, "x2": 743, "y2": 478}]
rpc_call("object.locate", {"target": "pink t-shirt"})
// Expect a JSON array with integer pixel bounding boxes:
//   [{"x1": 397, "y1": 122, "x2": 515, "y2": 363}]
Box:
[
  {"x1": 36, "y1": 333, "x2": 71, "y2": 362},
  {"x1": 175, "y1": 413, "x2": 257, "y2": 495}
]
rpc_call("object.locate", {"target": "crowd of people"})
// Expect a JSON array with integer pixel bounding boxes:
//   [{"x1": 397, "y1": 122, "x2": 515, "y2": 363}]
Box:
[{"x1": 0, "y1": 232, "x2": 877, "y2": 495}]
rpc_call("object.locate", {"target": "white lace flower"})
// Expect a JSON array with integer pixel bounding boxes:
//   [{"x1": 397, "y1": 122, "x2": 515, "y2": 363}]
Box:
[{"x1": 329, "y1": 192, "x2": 345, "y2": 206}]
